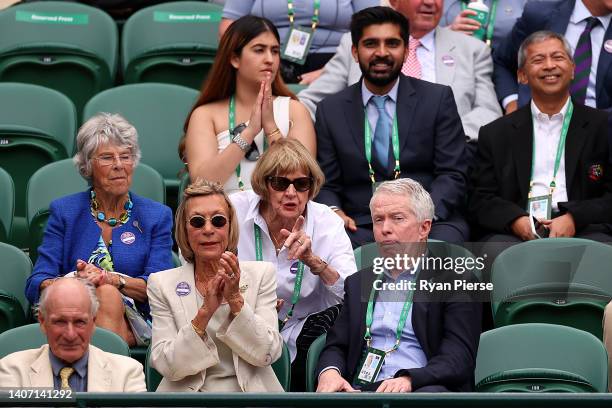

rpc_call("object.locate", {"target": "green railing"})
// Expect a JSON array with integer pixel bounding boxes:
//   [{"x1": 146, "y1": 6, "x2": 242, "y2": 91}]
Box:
[{"x1": 2, "y1": 392, "x2": 612, "y2": 407}]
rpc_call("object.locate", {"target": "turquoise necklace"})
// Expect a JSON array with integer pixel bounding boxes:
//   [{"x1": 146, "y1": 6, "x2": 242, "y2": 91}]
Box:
[{"x1": 90, "y1": 190, "x2": 133, "y2": 227}]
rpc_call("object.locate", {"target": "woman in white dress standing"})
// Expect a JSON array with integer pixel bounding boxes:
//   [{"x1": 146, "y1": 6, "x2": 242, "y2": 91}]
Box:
[{"x1": 182, "y1": 15, "x2": 316, "y2": 195}]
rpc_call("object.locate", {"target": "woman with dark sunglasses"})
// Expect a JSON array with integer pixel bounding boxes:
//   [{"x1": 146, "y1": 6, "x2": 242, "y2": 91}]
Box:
[
  {"x1": 147, "y1": 179, "x2": 284, "y2": 392},
  {"x1": 181, "y1": 15, "x2": 316, "y2": 195},
  {"x1": 230, "y1": 138, "x2": 357, "y2": 391}
]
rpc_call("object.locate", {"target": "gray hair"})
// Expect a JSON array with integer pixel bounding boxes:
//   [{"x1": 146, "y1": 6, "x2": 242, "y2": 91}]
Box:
[
  {"x1": 518, "y1": 30, "x2": 574, "y2": 69},
  {"x1": 369, "y1": 178, "x2": 435, "y2": 222},
  {"x1": 73, "y1": 113, "x2": 142, "y2": 180},
  {"x1": 37, "y1": 278, "x2": 100, "y2": 318}
]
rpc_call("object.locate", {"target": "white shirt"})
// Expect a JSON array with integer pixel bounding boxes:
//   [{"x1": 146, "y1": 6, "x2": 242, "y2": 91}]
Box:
[
  {"x1": 503, "y1": 0, "x2": 611, "y2": 109},
  {"x1": 412, "y1": 30, "x2": 436, "y2": 84},
  {"x1": 529, "y1": 98, "x2": 570, "y2": 211},
  {"x1": 230, "y1": 190, "x2": 357, "y2": 361},
  {"x1": 564, "y1": 0, "x2": 611, "y2": 108}
]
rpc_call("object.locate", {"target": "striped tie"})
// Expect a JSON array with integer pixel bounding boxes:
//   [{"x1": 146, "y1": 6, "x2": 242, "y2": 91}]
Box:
[
  {"x1": 570, "y1": 17, "x2": 600, "y2": 104},
  {"x1": 402, "y1": 38, "x2": 422, "y2": 79}
]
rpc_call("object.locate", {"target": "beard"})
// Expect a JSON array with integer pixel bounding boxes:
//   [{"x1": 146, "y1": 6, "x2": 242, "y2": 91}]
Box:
[{"x1": 359, "y1": 56, "x2": 402, "y2": 87}]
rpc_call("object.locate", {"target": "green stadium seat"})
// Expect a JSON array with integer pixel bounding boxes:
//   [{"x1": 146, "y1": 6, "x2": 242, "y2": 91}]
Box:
[
  {"x1": 491, "y1": 238, "x2": 612, "y2": 339},
  {"x1": 122, "y1": 1, "x2": 222, "y2": 88},
  {"x1": 145, "y1": 341, "x2": 292, "y2": 391},
  {"x1": 0, "y1": 242, "x2": 31, "y2": 334},
  {"x1": 0, "y1": 167, "x2": 14, "y2": 243},
  {"x1": 0, "y1": 2, "x2": 117, "y2": 118},
  {"x1": 0, "y1": 323, "x2": 130, "y2": 359},
  {"x1": 287, "y1": 83, "x2": 307, "y2": 94},
  {"x1": 82, "y1": 83, "x2": 199, "y2": 199},
  {"x1": 305, "y1": 333, "x2": 326, "y2": 392},
  {"x1": 475, "y1": 323, "x2": 608, "y2": 392},
  {"x1": 0, "y1": 82, "x2": 76, "y2": 249},
  {"x1": 26, "y1": 159, "x2": 166, "y2": 263}
]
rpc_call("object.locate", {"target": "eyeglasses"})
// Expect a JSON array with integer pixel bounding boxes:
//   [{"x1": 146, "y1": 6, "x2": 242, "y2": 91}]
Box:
[
  {"x1": 245, "y1": 142, "x2": 260, "y2": 161},
  {"x1": 94, "y1": 154, "x2": 135, "y2": 167},
  {"x1": 188, "y1": 214, "x2": 228, "y2": 229},
  {"x1": 267, "y1": 176, "x2": 313, "y2": 192}
]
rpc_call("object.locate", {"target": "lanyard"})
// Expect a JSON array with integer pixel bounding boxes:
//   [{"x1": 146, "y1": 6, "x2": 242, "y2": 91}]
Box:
[
  {"x1": 254, "y1": 224, "x2": 304, "y2": 328},
  {"x1": 364, "y1": 273, "x2": 417, "y2": 353},
  {"x1": 528, "y1": 100, "x2": 574, "y2": 198},
  {"x1": 461, "y1": 0, "x2": 498, "y2": 46},
  {"x1": 229, "y1": 95, "x2": 268, "y2": 190},
  {"x1": 364, "y1": 110, "x2": 401, "y2": 183},
  {"x1": 287, "y1": 0, "x2": 320, "y2": 31}
]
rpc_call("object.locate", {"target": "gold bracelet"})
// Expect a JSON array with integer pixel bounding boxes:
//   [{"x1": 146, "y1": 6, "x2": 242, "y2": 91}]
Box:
[
  {"x1": 191, "y1": 321, "x2": 206, "y2": 337},
  {"x1": 266, "y1": 128, "x2": 281, "y2": 139}
]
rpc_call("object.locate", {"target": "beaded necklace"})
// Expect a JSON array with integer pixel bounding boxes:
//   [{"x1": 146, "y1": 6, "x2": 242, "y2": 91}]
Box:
[{"x1": 90, "y1": 190, "x2": 133, "y2": 227}]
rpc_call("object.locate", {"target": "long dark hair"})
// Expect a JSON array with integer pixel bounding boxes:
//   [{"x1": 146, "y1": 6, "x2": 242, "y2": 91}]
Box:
[{"x1": 183, "y1": 15, "x2": 295, "y2": 133}]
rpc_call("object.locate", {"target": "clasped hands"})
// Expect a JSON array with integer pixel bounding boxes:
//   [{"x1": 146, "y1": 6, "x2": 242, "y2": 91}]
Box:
[
  {"x1": 194, "y1": 251, "x2": 244, "y2": 328},
  {"x1": 245, "y1": 72, "x2": 281, "y2": 145},
  {"x1": 75, "y1": 259, "x2": 114, "y2": 287},
  {"x1": 511, "y1": 213, "x2": 576, "y2": 241},
  {"x1": 317, "y1": 369, "x2": 412, "y2": 393}
]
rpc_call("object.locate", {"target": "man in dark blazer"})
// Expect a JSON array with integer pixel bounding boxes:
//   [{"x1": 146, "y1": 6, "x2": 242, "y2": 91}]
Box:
[
  {"x1": 493, "y1": 0, "x2": 612, "y2": 114},
  {"x1": 315, "y1": 6, "x2": 468, "y2": 247},
  {"x1": 470, "y1": 30, "x2": 612, "y2": 242},
  {"x1": 316, "y1": 179, "x2": 482, "y2": 393}
]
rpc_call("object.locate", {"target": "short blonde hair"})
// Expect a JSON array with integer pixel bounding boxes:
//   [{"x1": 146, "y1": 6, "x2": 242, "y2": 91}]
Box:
[
  {"x1": 175, "y1": 179, "x2": 239, "y2": 264},
  {"x1": 251, "y1": 138, "x2": 324, "y2": 202}
]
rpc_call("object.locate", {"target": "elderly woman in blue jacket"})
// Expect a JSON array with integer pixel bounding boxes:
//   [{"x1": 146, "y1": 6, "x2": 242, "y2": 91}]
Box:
[{"x1": 25, "y1": 113, "x2": 174, "y2": 346}]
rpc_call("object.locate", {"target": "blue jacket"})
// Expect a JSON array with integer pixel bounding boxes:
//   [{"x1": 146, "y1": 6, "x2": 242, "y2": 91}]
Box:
[{"x1": 26, "y1": 191, "x2": 174, "y2": 309}]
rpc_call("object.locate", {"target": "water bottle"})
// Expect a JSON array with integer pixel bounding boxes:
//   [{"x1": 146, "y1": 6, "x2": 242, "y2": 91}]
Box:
[{"x1": 466, "y1": 0, "x2": 490, "y2": 41}]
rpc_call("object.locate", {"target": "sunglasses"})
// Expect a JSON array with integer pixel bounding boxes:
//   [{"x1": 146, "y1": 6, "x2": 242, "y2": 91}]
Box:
[
  {"x1": 267, "y1": 176, "x2": 313, "y2": 192},
  {"x1": 189, "y1": 214, "x2": 228, "y2": 229}
]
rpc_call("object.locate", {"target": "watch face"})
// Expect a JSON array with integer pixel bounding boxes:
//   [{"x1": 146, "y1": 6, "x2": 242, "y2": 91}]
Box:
[{"x1": 231, "y1": 123, "x2": 247, "y2": 136}]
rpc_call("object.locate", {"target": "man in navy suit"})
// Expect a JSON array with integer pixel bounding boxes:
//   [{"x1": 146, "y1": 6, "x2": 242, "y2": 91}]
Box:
[
  {"x1": 315, "y1": 6, "x2": 468, "y2": 247},
  {"x1": 494, "y1": 0, "x2": 612, "y2": 114},
  {"x1": 316, "y1": 179, "x2": 482, "y2": 393}
]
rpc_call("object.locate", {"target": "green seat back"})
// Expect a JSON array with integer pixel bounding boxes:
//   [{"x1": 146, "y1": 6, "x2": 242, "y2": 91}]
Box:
[
  {"x1": 0, "y1": 83, "x2": 76, "y2": 248},
  {"x1": 0, "y1": 323, "x2": 130, "y2": 359},
  {"x1": 305, "y1": 333, "x2": 327, "y2": 392},
  {"x1": 82, "y1": 83, "x2": 199, "y2": 193},
  {"x1": 272, "y1": 342, "x2": 291, "y2": 391},
  {"x1": 26, "y1": 159, "x2": 166, "y2": 263},
  {"x1": 145, "y1": 341, "x2": 291, "y2": 391},
  {"x1": 0, "y1": 242, "x2": 31, "y2": 333},
  {"x1": 122, "y1": 2, "x2": 221, "y2": 88},
  {"x1": 491, "y1": 238, "x2": 612, "y2": 339},
  {"x1": 0, "y1": 2, "x2": 117, "y2": 117},
  {"x1": 475, "y1": 323, "x2": 608, "y2": 393},
  {"x1": 287, "y1": 83, "x2": 306, "y2": 94},
  {"x1": 0, "y1": 168, "x2": 14, "y2": 243}
]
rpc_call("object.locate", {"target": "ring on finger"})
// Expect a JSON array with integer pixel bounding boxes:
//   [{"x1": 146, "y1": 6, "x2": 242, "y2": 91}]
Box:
[
  {"x1": 297, "y1": 239, "x2": 304, "y2": 245},
  {"x1": 229, "y1": 273, "x2": 235, "y2": 279}
]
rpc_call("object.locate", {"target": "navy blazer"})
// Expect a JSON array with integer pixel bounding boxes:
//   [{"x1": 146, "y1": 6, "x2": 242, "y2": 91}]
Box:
[
  {"x1": 493, "y1": 0, "x2": 612, "y2": 109},
  {"x1": 316, "y1": 261, "x2": 482, "y2": 391},
  {"x1": 26, "y1": 191, "x2": 174, "y2": 310},
  {"x1": 314, "y1": 75, "x2": 468, "y2": 226}
]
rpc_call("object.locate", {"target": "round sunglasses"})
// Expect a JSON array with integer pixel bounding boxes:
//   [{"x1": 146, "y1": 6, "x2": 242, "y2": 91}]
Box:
[
  {"x1": 267, "y1": 176, "x2": 313, "y2": 192},
  {"x1": 189, "y1": 214, "x2": 228, "y2": 229}
]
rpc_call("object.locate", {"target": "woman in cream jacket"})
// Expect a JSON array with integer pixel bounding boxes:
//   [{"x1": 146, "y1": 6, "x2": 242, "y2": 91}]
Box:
[{"x1": 147, "y1": 179, "x2": 283, "y2": 392}]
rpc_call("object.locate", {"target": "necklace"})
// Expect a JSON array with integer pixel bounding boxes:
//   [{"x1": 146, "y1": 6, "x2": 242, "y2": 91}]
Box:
[
  {"x1": 90, "y1": 190, "x2": 133, "y2": 227},
  {"x1": 269, "y1": 231, "x2": 284, "y2": 254}
]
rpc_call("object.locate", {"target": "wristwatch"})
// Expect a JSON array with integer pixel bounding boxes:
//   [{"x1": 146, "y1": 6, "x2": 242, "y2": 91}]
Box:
[
  {"x1": 231, "y1": 123, "x2": 250, "y2": 153},
  {"x1": 117, "y1": 275, "x2": 126, "y2": 291}
]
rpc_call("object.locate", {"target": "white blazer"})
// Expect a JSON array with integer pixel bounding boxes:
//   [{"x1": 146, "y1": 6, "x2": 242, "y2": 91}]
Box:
[
  {"x1": 147, "y1": 261, "x2": 284, "y2": 392},
  {"x1": 0, "y1": 344, "x2": 146, "y2": 391}
]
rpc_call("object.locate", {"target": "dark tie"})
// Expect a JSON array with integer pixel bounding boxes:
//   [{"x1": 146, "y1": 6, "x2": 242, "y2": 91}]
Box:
[
  {"x1": 371, "y1": 95, "x2": 390, "y2": 170},
  {"x1": 570, "y1": 17, "x2": 600, "y2": 104}
]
